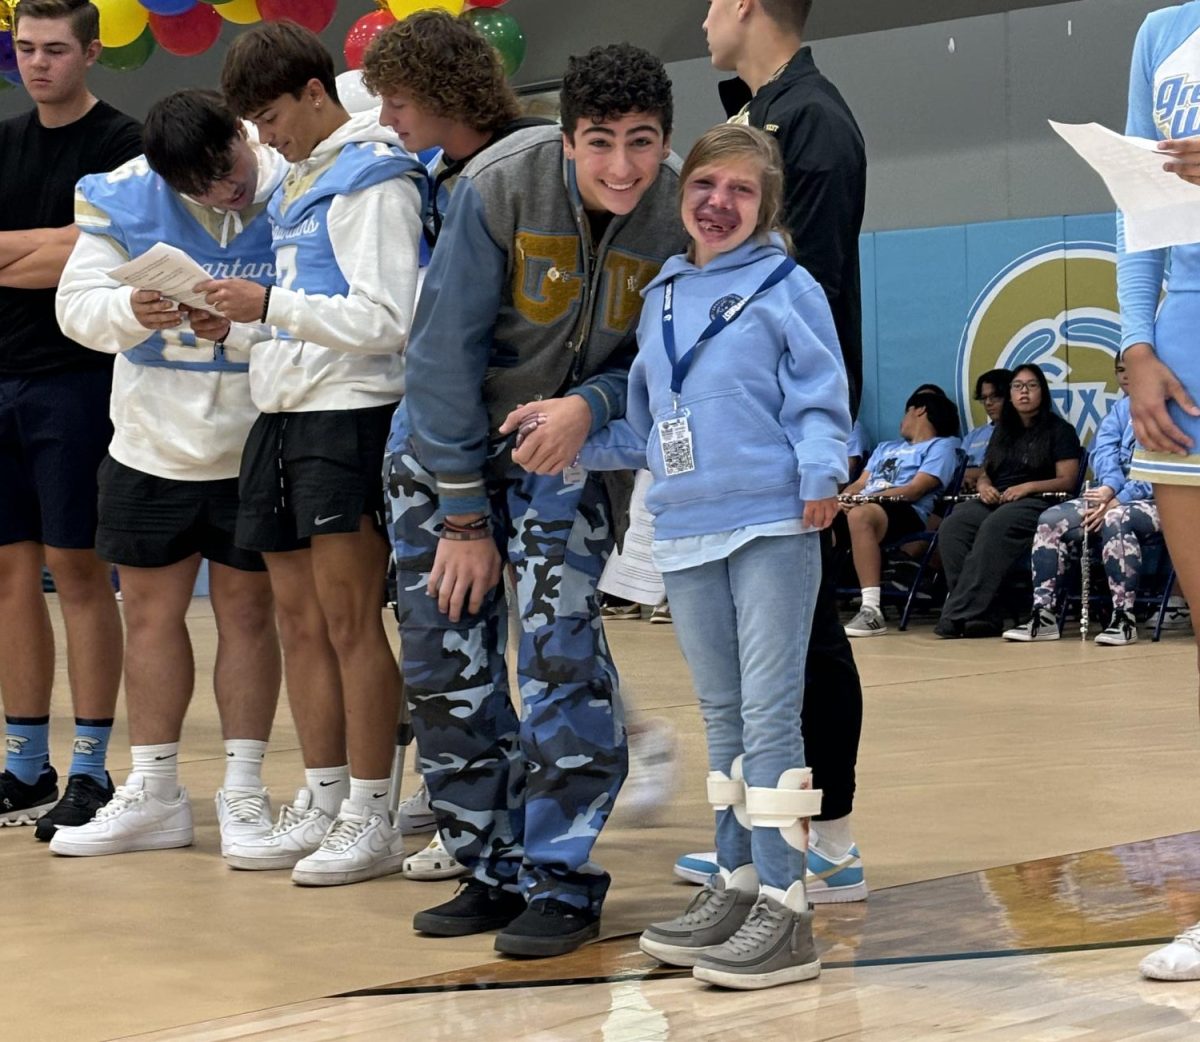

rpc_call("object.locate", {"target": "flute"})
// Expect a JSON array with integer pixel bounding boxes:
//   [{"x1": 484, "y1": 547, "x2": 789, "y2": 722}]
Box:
[
  {"x1": 1080, "y1": 482, "x2": 1092, "y2": 643},
  {"x1": 838, "y1": 492, "x2": 1071, "y2": 505}
]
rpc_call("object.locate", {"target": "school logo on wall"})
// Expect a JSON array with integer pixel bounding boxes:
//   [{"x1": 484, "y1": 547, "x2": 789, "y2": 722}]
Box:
[{"x1": 957, "y1": 241, "x2": 1121, "y2": 444}]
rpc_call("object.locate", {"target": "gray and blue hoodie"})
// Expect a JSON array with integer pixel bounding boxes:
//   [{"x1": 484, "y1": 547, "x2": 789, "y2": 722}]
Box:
[{"x1": 581, "y1": 234, "x2": 851, "y2": 540}]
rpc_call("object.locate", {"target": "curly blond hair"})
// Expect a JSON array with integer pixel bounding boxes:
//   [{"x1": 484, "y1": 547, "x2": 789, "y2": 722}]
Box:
[{"x1": 362, "y1": 10, "x2": 520, "y2": 133}]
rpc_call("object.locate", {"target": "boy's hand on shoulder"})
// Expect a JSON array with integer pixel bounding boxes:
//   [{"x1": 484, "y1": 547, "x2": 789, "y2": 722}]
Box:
[
  {"x1": 196, "y1": 278, "x2": 268, "y2": 325},
  {"x1": 502, "y1": 396, "x2": 592, "y2": 475}
]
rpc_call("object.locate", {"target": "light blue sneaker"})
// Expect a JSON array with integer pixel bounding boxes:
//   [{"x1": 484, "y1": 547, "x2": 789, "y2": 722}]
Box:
[
  {"x1": 674, "y1": 851, "x2": 718, "y2": 885},
  {"x1": 806, "y1": 843, "x2": 867, "y2": 904}
]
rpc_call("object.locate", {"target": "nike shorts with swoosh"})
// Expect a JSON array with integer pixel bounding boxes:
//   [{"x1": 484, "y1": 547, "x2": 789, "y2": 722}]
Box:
[
  {"x1": 236, "y1": 403, "x2": 395, "y2": 553},
  {"x1": 96, "y1": 456, "x2": 265, "y2": 571}
]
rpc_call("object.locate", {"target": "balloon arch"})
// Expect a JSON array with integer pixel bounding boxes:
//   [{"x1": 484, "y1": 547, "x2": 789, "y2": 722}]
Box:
[{"x1": 0, "y1": 0, "x2": 525, "y2": 85}]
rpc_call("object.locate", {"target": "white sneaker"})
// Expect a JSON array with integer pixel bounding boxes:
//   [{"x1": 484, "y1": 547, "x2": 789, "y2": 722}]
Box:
[
  {"x1": 224, "y1": 788, "x2": 332, "y2": 871},
  {"x1": 403, "y1": 830, "x2": 469, "y2": 880},
  {"x1": 396, "y1": 780, "x2": 436, "y2": 835},
  {"x1": 1160, "y1": 598, "x2": 1192, "y2": 631},
  {"x1": 48, "y1": 775, "x2": 192, "y2": 857},
  {"x1": 844, "y1": 606, "x2": 886, "y2": 637},
  {"x1": 650, "y1": 602, "x2": 672, "y2": 624},
  {"x1": 291, "y1": 799, "x2": 406, "y2": 886},
  {"x1": 1141, "y1": 923, "x2": 1200, "y2": 980},
  {"x1": 1003, "y1": 607, "x2": 1059, "y2": 642},
  {"x1": 622, "y1": 716, "x2": 678, "y2": 823},
  {"x1": 215, "y1": 787, "x2": 273, "y2": 856},
  {"x1": 1095, "y1": 610, "x2": 1138, "y2": 646}
]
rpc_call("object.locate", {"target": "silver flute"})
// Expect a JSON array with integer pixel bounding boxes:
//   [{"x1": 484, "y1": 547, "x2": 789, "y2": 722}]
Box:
[
  {"x1": 1080, "y1": 483, "x2": 1092, "y2": 643},
  {"x1": 837, "y1": 492, "x2": 1071, "y2": 505}
]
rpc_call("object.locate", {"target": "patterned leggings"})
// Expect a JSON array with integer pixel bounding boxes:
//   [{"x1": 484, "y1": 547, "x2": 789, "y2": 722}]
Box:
[{"x1": 1031, "y1": 498, "x2": 1161, "y2": 612}]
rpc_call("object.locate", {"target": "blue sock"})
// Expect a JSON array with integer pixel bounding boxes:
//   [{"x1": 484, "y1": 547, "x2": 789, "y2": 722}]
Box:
[
  {"x1": 4, "y1": 715, "x2": 50, "y2": 785},
  {"x1": 68, "y1": 718, "x2": 113, "y2": 785}
]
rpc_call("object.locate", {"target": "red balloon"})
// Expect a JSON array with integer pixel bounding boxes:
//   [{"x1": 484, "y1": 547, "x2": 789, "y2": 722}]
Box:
[
  {"x1": 259, "y1": 0, "x2": 335, "y2": 33},
  {"x1": 148, "y1": 3, "x2": 221, "y2": 56},
  {"x1": 466, "y1": 0, "x2": 509, "y2": 6},
  {"x1": 344, "y1": 10, "x2": 394, "y2": 70}
]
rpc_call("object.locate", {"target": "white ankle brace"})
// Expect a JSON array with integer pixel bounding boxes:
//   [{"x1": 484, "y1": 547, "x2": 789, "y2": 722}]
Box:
[
  {"x1": 745, "y1": 768, "x2": 823, "y2": 852},
  {"x1": 706, "y1": 754, "x2": 750, "y2": 829}
]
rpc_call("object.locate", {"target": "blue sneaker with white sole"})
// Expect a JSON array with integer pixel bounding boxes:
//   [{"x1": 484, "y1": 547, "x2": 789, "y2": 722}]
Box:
[
  {"x1": 806, "y1": 843, "x2": 867, "y2": 903},
  {"x1": 674, "y1": 851, "x2": 717, "y2": 885}
]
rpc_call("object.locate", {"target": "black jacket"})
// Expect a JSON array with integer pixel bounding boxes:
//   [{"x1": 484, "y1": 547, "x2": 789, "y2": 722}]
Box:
[{"x1": 720, "y1": 48, "x2": 867, "y2": 418}]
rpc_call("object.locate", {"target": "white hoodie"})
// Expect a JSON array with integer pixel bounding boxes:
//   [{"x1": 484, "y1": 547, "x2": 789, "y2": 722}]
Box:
[
  {"x1": 56, "y1": 141, "x2": 288, "y2": 482},
  {"x1": 254, "y1": 111, "x2": 423, "y2": 414}
]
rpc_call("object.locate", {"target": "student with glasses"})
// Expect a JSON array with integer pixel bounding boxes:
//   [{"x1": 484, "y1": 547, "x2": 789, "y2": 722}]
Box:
[{"x1": 961, "y1": 369, "x2": 1013, "y2": 491}]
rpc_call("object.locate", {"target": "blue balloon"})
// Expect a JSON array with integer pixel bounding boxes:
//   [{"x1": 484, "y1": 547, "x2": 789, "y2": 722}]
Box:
[{"x1": 138, "y1": 0, "x2": 198, "y2": 14}]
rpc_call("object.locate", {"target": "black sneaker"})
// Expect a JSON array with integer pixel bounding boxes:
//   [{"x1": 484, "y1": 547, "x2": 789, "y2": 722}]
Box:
[
  {"x1": 412, "y1": 878, "x2": 526, "y2": 937},
  {"x1": 34, "y1": 772, "x2": 115, "y2": 841},
  {"x1": 494, "y1": 897, "x2": 601, "y2": 958},
  {"x1": 0, "y1": 767, "x2": 59, "y2": 826}
]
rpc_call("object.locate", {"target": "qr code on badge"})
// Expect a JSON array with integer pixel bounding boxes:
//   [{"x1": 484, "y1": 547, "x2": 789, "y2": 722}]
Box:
[{"x1": 659, "y1": 417, "x2": 695, "y2": 476}]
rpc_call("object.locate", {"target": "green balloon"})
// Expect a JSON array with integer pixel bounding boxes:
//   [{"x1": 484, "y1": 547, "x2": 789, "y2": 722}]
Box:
[
  {"x1": 98, "y1": 25, "x2": 156, "y2": 72},
  {"x1": 465, "y1": 9, "x2": 526, "y2": 78}
]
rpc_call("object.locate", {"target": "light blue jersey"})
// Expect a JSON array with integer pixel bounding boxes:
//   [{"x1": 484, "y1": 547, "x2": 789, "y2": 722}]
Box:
[
  {"x1": 268, "y1": 140, "x2": 427, "y2": 322},
  {"x1": 862, "y1": 436, "x2": 961, "y2": 522},
  {"x1": 76, "y1": 156, "x2": 276, "y2": 372},
  {"x1": 961, "y1": 423, "x2": 993, "y2": 467},
  {"x1": 1119, "y1": 3, "x2": 1200, "y2": 483}
]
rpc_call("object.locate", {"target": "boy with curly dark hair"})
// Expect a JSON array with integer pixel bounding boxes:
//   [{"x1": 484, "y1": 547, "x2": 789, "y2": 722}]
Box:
[{"x1": 386, "y1": 43, "x2": 686, "y2": 957}]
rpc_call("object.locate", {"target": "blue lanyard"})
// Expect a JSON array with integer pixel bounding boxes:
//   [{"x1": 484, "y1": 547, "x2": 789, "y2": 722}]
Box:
[{"x1": 662, "y1": 257, "x2": 796, "y2": 399}]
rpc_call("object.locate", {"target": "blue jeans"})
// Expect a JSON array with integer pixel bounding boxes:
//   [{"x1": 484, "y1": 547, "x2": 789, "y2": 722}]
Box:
[{"x1": 662, "y1": 532, "x2": 821, "y2": 889}]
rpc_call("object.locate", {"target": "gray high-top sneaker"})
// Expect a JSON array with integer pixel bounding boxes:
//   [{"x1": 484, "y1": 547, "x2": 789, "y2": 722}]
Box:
[
  {"x1": 639, "y1": 864, "x2": 758, "y2": 967},
  {"x1": 691, "y1": 881, "x2": 821, "y2": 990}
]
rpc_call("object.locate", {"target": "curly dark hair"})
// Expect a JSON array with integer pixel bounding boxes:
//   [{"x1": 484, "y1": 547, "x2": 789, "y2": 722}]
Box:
[
  {"x1": 221, "y1": 21, "x2": 338, "y2": 118},
  {"x1": 143, "y1": 89, "x2": 242, "y2": 199},
  {"x1": 559, "y1": 43, "x2": 673, "y2": 140},
  {"x1": 362, "y1": 11, "x2": 520, "y2": 132}
]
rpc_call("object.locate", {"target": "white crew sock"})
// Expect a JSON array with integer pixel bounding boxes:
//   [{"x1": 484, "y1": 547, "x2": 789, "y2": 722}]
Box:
[
  {"x1": 305, "y1": 765, "x2": 349, "y2": 817},
  {"x1": 861, "y1": 587, "x2": 881, "y2": 612},
  {"x1": 130, "y1": 743, "x2": 181, "y2": 799},
  {"x1": 811, "y1": 813, "x2": 855, "y2": 860},
  {"x1": 349, "y1": 776, "x2": 392, "y2": 817},
  {"x1": 223, "y1": 739, "x2": 267, "y2": 791}
]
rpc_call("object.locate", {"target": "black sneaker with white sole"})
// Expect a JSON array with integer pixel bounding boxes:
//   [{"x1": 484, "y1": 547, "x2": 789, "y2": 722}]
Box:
[
  {"x1": 1003, "y1": 607, "x2": 1060, "y2": 642},
  {"x1": 35, "y1": 772, "x2": 115, "y2": 841},
  {"x1": 494, "y1": 897, "x2": 601, "y2": 957},
  {"x1": 0, "y1": 767, "x2": 59, "y2": 826}
]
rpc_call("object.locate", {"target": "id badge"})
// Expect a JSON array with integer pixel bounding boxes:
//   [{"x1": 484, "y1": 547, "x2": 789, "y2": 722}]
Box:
[
  {"x1": 562, "y1": 460, "x2": 585, "y2": 484},
  {"x1": 658, "y1": 415, "x2": 695, "y2": 476}
]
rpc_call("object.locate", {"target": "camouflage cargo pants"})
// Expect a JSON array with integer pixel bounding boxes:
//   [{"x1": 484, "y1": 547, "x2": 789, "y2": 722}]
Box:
[{"x1": 384, "y1": 407, "x2": 627, "y2": 914}]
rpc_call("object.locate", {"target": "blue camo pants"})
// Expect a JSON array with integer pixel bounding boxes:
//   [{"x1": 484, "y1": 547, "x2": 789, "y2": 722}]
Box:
[
  {"x1": 1031, "y1": 497, "x2": 1162, "y2": 612},
  {"x1": 384, "y1": 407, "x2": 627, "y2": 913}
]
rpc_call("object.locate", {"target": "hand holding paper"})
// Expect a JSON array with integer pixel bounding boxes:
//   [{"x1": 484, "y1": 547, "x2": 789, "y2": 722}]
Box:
[
  {"x1": 108, "y1": 242, "x2": 214, "y2": 310},
  {"x1": 1050, "y1": 120, "x2": 1200, "y2": 251}
]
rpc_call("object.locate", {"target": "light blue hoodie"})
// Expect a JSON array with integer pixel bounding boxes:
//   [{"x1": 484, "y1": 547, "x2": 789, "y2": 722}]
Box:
[
  {"x1": 1092, "y1": 396, "x2": 1154, "y2": 504},
  {"x1": 581, "y1": 234, "x2": 851, "y2": 541}
]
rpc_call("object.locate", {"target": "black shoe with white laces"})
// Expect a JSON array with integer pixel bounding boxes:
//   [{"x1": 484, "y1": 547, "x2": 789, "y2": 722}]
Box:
[
  {"x1": 494, "y1": 897, "x2": 601, "y2": 957},
  {"x1": 413, "y1": 878, "x2": 526, "y2": 936},
  {"x1": 0, "y1": 767, "x2": 59, "y2": 826},
  {"x1": 35, "y1": 772, "x2": 115, "y2": 841}
]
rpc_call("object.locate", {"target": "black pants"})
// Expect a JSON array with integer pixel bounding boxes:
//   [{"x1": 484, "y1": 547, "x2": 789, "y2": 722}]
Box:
[
  {"x1": 803, "y1": 526, "x2": 863, "y2": 821},
  {"x1": 938, "y1": 499, "x2": 1045, "y2": 624}
]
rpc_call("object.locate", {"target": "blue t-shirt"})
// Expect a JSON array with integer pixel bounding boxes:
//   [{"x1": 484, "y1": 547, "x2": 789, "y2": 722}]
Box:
[
  {"x1": 961, "y1": 423, "x2": 994, "y2": 467},
  {"x1": 863, "y1": 436, "x2": 961, "y2": 521}
]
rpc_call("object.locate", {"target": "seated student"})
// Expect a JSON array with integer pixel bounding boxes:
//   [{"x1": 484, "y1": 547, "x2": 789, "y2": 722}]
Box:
[
  {"x1": 201, "y1": 22, "x2": 427, "y2": 886},
  {"x1": 363, "y1": 7, "x2": 552, "y2": 885},
  {"x1": 1004, "y1": 355, "x2": 1159, "y2": 645},
  {"x1": 388, "y1": 43, "x2": 686, "y2": 957},
  {"x1": 840, "y1": 390, "x2": 962, "y2": 637},
  {"x1": 50, "y1": 90, "x2": 284, "y2": 856},
  {"x1": 961, "y1": 368, "x2": 1013, "y2": 490},
  {"x1": 935, "y1": 363, "x2": 1081, "y2": 638}
]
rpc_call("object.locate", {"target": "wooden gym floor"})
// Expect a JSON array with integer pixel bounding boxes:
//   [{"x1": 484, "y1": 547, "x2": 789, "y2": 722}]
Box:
[{"x1": 8, "y1": 596, "x2": 1200, "y2": 1041}]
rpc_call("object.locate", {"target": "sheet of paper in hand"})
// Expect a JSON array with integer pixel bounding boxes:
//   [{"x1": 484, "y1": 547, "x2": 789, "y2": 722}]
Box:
[{"x1": 108, "y1": 242, "x2": 213, "y2": 310}]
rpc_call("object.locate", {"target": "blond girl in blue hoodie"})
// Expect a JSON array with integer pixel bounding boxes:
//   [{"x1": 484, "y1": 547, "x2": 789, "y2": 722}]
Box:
[{"x1": 581, "y1": 123, "x2": 851, "y2": 990}]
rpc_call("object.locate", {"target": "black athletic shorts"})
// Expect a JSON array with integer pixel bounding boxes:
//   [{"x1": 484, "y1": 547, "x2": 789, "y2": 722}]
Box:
[
  {"x1": 0, "y1": 369, "x2": 112, "y2": 549},
  {"x1": 236, "y1": 403, "x2": 395, "y2": 554},
  {"x1": 96, "y1": 456, "x2": 265, "y2": 572},
  {"x1": 878, "y1": 500, "x2": 927, "y2": 542}
]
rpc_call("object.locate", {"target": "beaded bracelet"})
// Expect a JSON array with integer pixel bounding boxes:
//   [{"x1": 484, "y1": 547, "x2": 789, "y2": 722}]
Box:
[
  {"x1": 444, "y1": 516, "x2": 490, "y2": 533},
  {"x1": 440, "y1": 528, "x2": 492, "y2": 542}
]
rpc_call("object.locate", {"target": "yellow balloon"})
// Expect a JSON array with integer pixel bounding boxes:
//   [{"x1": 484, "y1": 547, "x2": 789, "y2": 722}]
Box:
[
  {"x1": 216, "y1": 0, "x2": 262, "y2": 25},
  {"x1": 387, "y1": 0, "x2": 464, "y2": 20},
  {"x1": 95, "y1": 0, "x2": 148, "y2": 49}
]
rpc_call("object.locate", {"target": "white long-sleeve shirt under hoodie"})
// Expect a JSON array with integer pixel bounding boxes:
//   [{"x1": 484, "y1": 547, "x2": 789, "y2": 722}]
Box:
[{"x1": 55, "y1": 141, "x2": 287, "y2": 482}]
